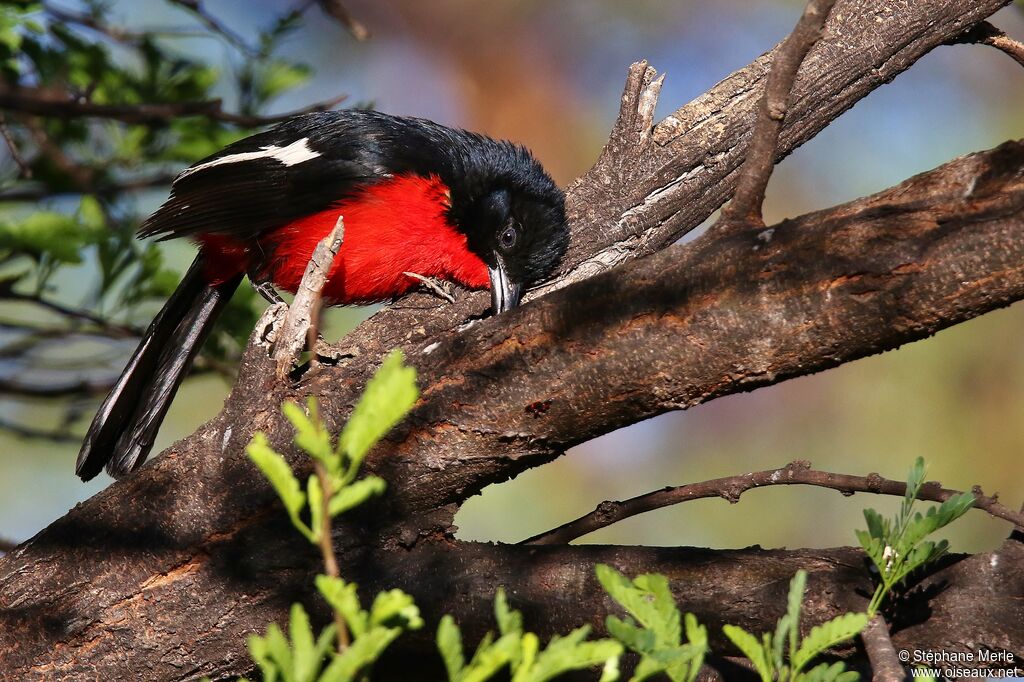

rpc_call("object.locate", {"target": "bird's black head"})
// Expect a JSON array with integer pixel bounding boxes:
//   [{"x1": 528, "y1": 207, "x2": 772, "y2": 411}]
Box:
[{"x1": 449, "y1": 140, "x2": 569, "y2": 313}]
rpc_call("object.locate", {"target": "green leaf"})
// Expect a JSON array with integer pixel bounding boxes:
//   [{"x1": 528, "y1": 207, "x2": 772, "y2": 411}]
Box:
[
  {"x1": 495, "y1": 587, "x2": 523, "y2": 637},
  {"x1": 799, "y1": 661, "x2": 860, "y2": 682},
  {"x1": 463, "y1": 633, "x2": 521, "y2": 682},
  {"x1": 596, "y1": 564, "x2": 680, "y2": 648},
  {"x1": 319, "y1": 626, "x2": 403, "y2": 682},
  {"x1": 246, "y1": 433, "x2": 313, "y2": 542},
  {"x1": 78, "y1": 196, "x2": 105, "y2": 230},
  {"x1": 283, "y1": 399, "x2": 333, "y2": 464},
  {"x1": 247, "y1": 627, "x2": 280, "y2": 682},
  {"x1": 314, "y1": 574, "x2": 367, "y2": 638},
  {"x1": 784, "y1": 571, "x2": 807, "y2": 666},
  {"x1": 437, "y1": 615, "x2": 466, "y2": 681},
  {"x1": 307, "y1": 474, "x2": 324, "y2": 544},
  {"x1": 256, "y1": 60, "x2": 313, "y2": 102},
  {"x1": 327, "y1": 475, "x2": 386, "y2": 517},
  {"x1": 369, "y1": 588, "x2": 423, "y2": 631},
  {"x1": 792, "y1": 612, "x2": 869, "y2": 673},
  {"x1": 605, "y1": 615, "x2": 654, "y2": 654},
  {"x1": 513, "y1": 626, "x2": 622, "y2": 682},
  {"x1": 597, "y1": 565, "x2": 707, "y2": 682},
  {"x1": 289, "y1": 603, "x2": 318, "y2": 682},
  {"x1": 723, "y1": 625, "x2": 772, "y2": 682},
  {"x1": 339, "y1": 350, "x2": 419, "y2": 469},
  {"x1": 0, "y1": 211, "x2": 100, "y2": 263}
]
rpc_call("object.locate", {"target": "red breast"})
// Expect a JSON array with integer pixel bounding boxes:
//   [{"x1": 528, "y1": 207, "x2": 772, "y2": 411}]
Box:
[{"x1": 197, "y1": 174, "x2": 490, "y2": 302}]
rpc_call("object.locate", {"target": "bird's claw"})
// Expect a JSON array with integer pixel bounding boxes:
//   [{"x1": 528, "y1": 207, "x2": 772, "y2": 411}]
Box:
[{"x1": 404, "y1": 272, "x2": 457, "y2": 304}]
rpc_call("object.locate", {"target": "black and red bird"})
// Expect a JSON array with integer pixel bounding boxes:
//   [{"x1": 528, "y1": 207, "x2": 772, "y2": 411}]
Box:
[{"x1": 75, "y1": 110, "x2": 568, "y2": 481}]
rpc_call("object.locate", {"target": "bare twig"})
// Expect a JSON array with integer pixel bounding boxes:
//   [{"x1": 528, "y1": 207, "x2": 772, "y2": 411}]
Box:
[
  {"x1": 0, "y1": 114, "x2": 31, "y2": 178},
  {"x1": 1, "y1": 290, "x2": 141, "y2": 337},
  {"x1": 522, "y1": 461, "x2": 1024, "y2": 545},
  {"x1": 0, "y1": 173, "x2": 176, "y2": 201},
  {"x1": 0, "y1": 376, "x2": 113, "y2": 399},
  {"x1": 317, "y1": 1, "x2": 370, "y2": 41},
  {"x1": 23, "y1": 117, "x2": 93, "y2": 189},
  {"x1": 716, "y1": 0, "x2": 837, "y2": 230},
  {"x1": 953, "y1": 21, "x2": 1024, "y2": 68},
  {"x1": 0, "y1": 85, "x2": 347, "y2": 127},
  {"x1": 313, "y1": 460, "x2": 350, "y2": 651},
  {"x1": 0, "y1": 416, "x2": 77, "y2": 443},
  {"x1": 168, "y1": 0, "x2": 256, "y2": 54},
  {"x1": 862, "y1": 616, "x2": 905, "y2": 681},
  {"x1": 272, "y1": 216, "x2": 344, "y2": 377},
  {"x1": 43, "y1": 4, "x2": 145, "y2": 43}
]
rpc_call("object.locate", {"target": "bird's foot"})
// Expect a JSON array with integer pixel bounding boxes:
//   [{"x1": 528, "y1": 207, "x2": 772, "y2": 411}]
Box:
[
  {"x1": 404, "y1": 272, "x2": 457, "y2": 304},
  {"x1": 252, "y1": 279, "x2": 286, "y2": 305}
]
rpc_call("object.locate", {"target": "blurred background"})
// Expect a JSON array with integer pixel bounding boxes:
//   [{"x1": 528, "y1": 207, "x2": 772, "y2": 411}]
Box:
[{"x1": 1, "y1": 0, "x2": 1023, "y2": 555}]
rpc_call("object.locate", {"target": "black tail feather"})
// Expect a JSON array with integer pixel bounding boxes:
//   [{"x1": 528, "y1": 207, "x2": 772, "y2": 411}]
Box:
[{"x1": 76, "y1": 255, "x2": 241, "y2": 481}]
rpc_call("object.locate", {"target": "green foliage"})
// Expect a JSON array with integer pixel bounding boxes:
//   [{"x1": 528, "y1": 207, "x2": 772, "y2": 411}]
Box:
[
  {"x1": 855, "y1": 457, "x2": 976, "y2": 615},
  {"x1": 722, "y1": 571, "x2": 867, "y2": 682},
  {"x1": 437, "y1": 588, "x2": 623, "y2": 682},
  {"x1": 247, "y1": 350, "x2": 417, "y2": 545},
  {"x1": 245, "y1": 352, "x2": 421, "y2": 682},
  {"x1": 595, "y1": 564, "x2": 707, "y2": 682},
  {"x1": 0, "y1": 0, "x2": 325, "y2": 423},
  {"x1": 248, "y1": 604, "x2": 339, "y2": 682}
]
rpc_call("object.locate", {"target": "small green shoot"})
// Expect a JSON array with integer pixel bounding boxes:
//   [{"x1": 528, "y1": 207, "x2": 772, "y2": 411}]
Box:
[
  {"x1": 722, "y1": 571, "x2": 867, "y2": 682},
  {"x1": 855, "y1": 457, "x2": 975, "y2": 615},
  {"x1": 246, "y1": 350, "x2": 418, "y2": 544},
  {"x1": 244, "y1": 350, "x2": 422, "y2": 681},
  {"x1": 437, "y1": 588, "x2": 623, "y2": 682},
  {"x1": 595, "y1": 564, "x2": 708, "y2": 682}
]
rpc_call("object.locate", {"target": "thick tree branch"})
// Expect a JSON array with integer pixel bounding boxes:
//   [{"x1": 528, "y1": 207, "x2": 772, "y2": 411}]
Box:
[{"x1": 522, "y1": 461, "x2": 1024, "y2": 546}]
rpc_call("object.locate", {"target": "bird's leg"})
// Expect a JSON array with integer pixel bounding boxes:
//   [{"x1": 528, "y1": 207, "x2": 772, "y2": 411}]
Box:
[
  {"x1": 247, "y1": 267, "x2": 286, "y2": 305},
  {"x1": 404, "y1": 272, "x2": 457, "y2": 304}
]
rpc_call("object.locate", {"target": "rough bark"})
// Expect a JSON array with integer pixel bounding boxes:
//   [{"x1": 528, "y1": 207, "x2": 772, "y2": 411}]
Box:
[{"x1": 0, "y1": 0, "x2": 1020, "y2": 679}]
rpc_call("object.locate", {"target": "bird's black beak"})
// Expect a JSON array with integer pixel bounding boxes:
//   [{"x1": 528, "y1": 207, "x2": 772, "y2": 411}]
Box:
[{"x1": 488, "y1": 257, "x2": 522, "y2": 314}]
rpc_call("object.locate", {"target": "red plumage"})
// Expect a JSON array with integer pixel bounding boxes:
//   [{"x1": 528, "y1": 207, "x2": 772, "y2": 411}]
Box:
[{"x1": 197, "y1": 174, "x2": 489, "y2": 302}]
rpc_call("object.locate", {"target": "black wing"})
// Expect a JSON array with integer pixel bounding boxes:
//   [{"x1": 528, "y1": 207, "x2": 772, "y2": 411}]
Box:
[{"x1": 138, "y1": 112, "x2": 395, "y2": 241}]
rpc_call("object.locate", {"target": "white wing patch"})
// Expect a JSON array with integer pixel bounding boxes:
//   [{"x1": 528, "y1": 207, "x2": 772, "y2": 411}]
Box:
[{"x1": 176, "y1": 137, "x2": 320, "y2": 182}]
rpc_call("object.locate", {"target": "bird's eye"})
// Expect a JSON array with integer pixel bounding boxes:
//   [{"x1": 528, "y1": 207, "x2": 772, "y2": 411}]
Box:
[{"x1": 499, "y1": 223, "x2": 518, "y2": 250}]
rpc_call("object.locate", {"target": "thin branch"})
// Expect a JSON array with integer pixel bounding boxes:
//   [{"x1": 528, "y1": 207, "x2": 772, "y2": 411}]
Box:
[
  {"x1": 272, "y1": 216, "x2": 344, "y2": 377},
  {"x1": 0, "y1": 415, "x2": 78, "y2": 443},
  {"x1": 0, "y1": 173, "x2": 176, "y2": 201},
  {"x1": 0, "y1": 85, "x2": 347, "y2": 127},
  {"x1": 43, "y1": 3, "x2": 145, "y2": 43},
  {"x1": 862, "y1": 615, "x2": 905, "y2": 681},
  {"x1": 953, "y1": 21, "x2": 1024, "y2": 68},
  {"x1": 168, "y1": 0, "x2": 255, "y2": 54},
  {"x1": 0, "y1": 114, "x2": 31, "y2": 178},
  {"x1": 1, "y1": 290, "x2": 142, "y2": 338},
  {"x1": 0, "y1": 376, "x2": 113, "y2": 399},
  {"x1": 23, "y1": 117, "x2": 93, "y2": 189},
  {"x1": 313, "y1": 461, "x2": 350, "y2": 651},
  {"x1": 316, "y1": 1, "x2": 370, "y2": 41},
  {"x1": 716, "y1": 0, "x2": 837, "y2": 230},
  {"x1": 522, "y1": 461, "x2": 1024, "y2": 545}
]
